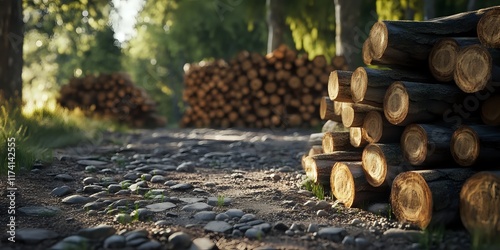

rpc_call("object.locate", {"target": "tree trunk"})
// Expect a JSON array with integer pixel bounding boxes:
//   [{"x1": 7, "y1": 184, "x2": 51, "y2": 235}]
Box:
[
  {"x1": 428, "y1": 38, "x2": 480, "y2": 82},
  {"x1": 266, "y1": 0, "x2": 285, "y2": 53},
  {"x1": 460, "y1": 171, "x2": 500, "y2": 244},
  {"x1": 0, "y1": 0, "x2": 23, "y2": 103},
  {"x1": 334, "y1": 0, "x2": 363, "y2": 69},
  {"x1": 477, "y1": 8, "x2": 500, "y2": 48},
  {"x1": 454, "y1": 45, "x2": 500, "y2": 93},
  {"x1": 303, "y1": 152, "x2": 363, "y2": 185},
  {"x1": 401, "y1": 124, "x2": 454, "y2": 166},
  {"x1": 322, "y1": 131, "x2": 355, "y2": 152},
  {"x1": 391, "y1": 169, "x2": 477, "y2": 229},
  {"x1": 362, "y1": 143, "x2": 412, "y2": 187},
  {"x1": 450, "y1": 125, "x2": 500, "y2": 167},
  {"x1": 423, "y1": 0, "x2": 435, "y2": 20}
]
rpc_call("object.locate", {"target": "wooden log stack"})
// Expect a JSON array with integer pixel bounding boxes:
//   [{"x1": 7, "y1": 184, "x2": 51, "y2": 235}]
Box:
[
  {"x1": 58, "y1": 73, "x2": 165, "y2": 127},
  {"x1": 181, "y1": 45, "x2": 348, "y2": 128},
  {"x1": 302, "y1": 6, "x2": 500, "y2": 239}
]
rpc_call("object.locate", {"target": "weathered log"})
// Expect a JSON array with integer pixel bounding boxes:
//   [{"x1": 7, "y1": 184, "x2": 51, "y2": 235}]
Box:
[
  {"x1": 460, "y1": 171, "x2": 500, "y2": 243},
  {"x1": 362, "y1": 143, "x2": 411, "y2": 187},
  {"x1": 322, "y1": 120, "x2": 346, "y2": 133},
  {"x1": 350, "y1": 127, "x2": 369, "y2": 148},
  {"x1": 362, "y1": 111, "x2": 404, "y2": 144},
  {"x1": 428, "y1": 38, "x2": 480, "y2": 82},
  {"x1": 391, "y1": 169, "x2": 477, "y2": 229},
  {"x1": 330, "y1": 161, "x2": 390, "y2": 208},
  {"x1": 454, "y1": 45, "x2": 500, "y2": 93},
  {"x1": 383, "y1": 81, "x2": 464, "y2": 126},
  {"x1": 304, "y1": 152, "x2": 363, "y2": 185},
  {"x1": 401, "y1": 124, "x2": 454, "y2": 166},
  {"x1": 319, "y1": 97, "x2": 342, "y2": 122},
  {"x1": 328, "y1": 70, "x2": 353, "y2": 102},
  {"x1": 477, "y1": 8, "x2": 500, "y2": 48},
  {"x1": 308, "y1": 145, "x2": 324, "y2": 156},
  {"x1": 450, "y1": 125, "x2": 500, "y2": 167},
  {"x1": 322, "y1": 131, "x2": 355, "y2": 153}
]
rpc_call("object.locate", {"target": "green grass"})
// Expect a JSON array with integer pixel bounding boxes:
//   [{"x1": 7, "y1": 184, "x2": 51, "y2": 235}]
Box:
[
  {"x1": 419, "y1": 225, "x2": 445, "y2": 250},
  {"x1": 0, "y1": 102, "x2": 125, "y2": 175},
  {"x1": 302, "y1": 178, "x2": 325, "y2": 200}
]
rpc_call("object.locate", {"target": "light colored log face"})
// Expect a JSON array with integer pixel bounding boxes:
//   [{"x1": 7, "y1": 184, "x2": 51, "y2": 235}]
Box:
[
  {"x1": 401, "y1": 125, "x2": 427, "y2": 166},
  {"x1": 362, "y1": 144, "x2": 387, "y2": 187},
  {"x1": 451, "y1": 126, "x2": 479, "y2": 167},
  {"x1": 460, "y1": 172, "x2": 500, "y2": 241},
  {"x1": 429, "y1": 39, "x2": 459, "y2": 82},
  {"x1": 384, "y1": 82, "x2": 409, "y2": 125},
  {"x1": 351, "y1": 67, "x2": 368, "y2": 103},
  {"x1": 330, "y1": 162, "x2": 362, "y2": 208},
  {"x1": 454, "y1": 45, "x2": 492, "y2": 93},
  {"x1": 478, "y1": 8, "x2": 500, "y2": 48},
  {"x1": 362, "y1": 111, "x2": 383, "y2": 143}
]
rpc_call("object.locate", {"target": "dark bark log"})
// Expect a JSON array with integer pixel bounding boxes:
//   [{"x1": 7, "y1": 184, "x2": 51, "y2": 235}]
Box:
[
  {"x1": 477, "y1": 8, "x2": 500, "y2": 48},
  {"x1": 451, "y1": 125, "x2": 500, "y2": 167},
  {"x1": 428, "y1": 38, "x2": 480, "y2": 82},
  {"x1": 401, "y1": 124, "x2": 454, "y2": 166}
]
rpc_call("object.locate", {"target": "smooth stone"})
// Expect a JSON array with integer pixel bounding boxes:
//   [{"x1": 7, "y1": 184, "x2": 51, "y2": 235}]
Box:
[
  {"x1": 350, "y1": 218, "x2": 362, "y2": 226},
  {"x1": 90, "y1": 191, "x2": 109, "y2": 198},
  {"x1": 77, "y1": 159, "x2": 108, "y2": 166},
  {"x1": 82, "y1": 177, "x2": 99, "y2": 185},
  {"x1": 285, "y1": 230, "x2": 294, "y2": 236},
  {"x1": 194, "y1": 211, "x2": 217, "y2": 221},
  {"x1": 253, "y1": 223, "x2": 272, "y2": 233},
  {"x1": 382, "y1": 228, "x2": 423, "y2": 241},
  {"x1": 78, "y1": 225, "x2": 116, "y2": 240},
  {"x1": 50, "y1": 185, "x2": 73, "y2": 197},
  {"x1": 55, "y1": 173, "x2": 74, "y2": 181},
  {"x1": 190, "y1": 237, "x2": 217, "y2": 250},
  {"x1": 342, "y1": 235, "x2": 355, "y2": 245},
  {"x1": 304, "y1": 200, "x2": 316, "y2": 207},
  {"x1": 150, "y1": 175, "x2": 165, "y2": 183},
  {"x1": 317, "y1": 210, "x2": 328, "y2": 217},
  {"x1": 104, "y1": 235, "x2": 126, "y2": 249},
  {"x1": 245, "y1": 228, "x2": 264, "y2": 240},
  {"x1": 141, "y1": 174, "x2": 153, "y2": 181},
  {"x1": 180, "y1": 197, "x2": 205, "y2": 204},
  {"x1": 204, "y1": 221, "x2": 233, "y2": 233},
  {"x1": 316, "y1": 200, "x2": 330, "y2": 209},
  {"x1": 19, "y1": 206, "x2": 61, "y2": 217},
  {"x1": 207, "y1": 197, "x2": 232, "y2": 206},
  {"x1": 170, "y1": 183, "x2": 193, "y2": 191},
  {"x1": 62, "y1": 195, "x2": 93, "y2": 204},
  {"x1": 273, "y1": 222, "x2": 289, "y2": 231},
  {"x1": 168, "y1": 232, "x2": 192, "y2": 249},
  {"x1": 215, "y1": 213, "x2": 229, "y2": 221},
  {"x1": 85, "y1": 165, "x2": 98, "y2": 172},
  {"x1": 130, "y1": 208, "x2": 153, "y2": 221},
  {"x1": 192, "y1": 188, "x2": 206, "y2": 193},
  {"x1": 204, "y1": 182, "x2": 216, "y2": 187},
  {"x1": 289, "y1": 223, "x2": 303, "y2": 231},
  {"x1": 278, "y1": 166, "x2": 294, "y2": 172},
  {"x1": 115, "y1": 190, "x2": 131, "y2": 195},
  {"x1": 50, "y1": 235, "x2": 90, "y2": 250},
  {"x1": 181, "y1": 202, "x2": 213, "y2": 212},
  {"x1": 239, "y1": 213, "x2": 256, "y2": 223},
  {"x1": 225, "y1": 208, "x2": 244, "y2": 218},
  {"x1": 83, "y1": 201, "x2": 107, "y2": 210},
  {"x1": 124, "y1": 172, "x2": 140, "y2": 181},
  {"x1": 269, "y1": 173, "x2": 281, "y2": 181},
  {"x1": 164, "y1": 180, "x2": 178, "y2": 186},
  {"x1": 137, "y1": 240, "x2": 162, "y2": 250},
  {"x1": 125, "y1": 230, "x2": 149, "y2": 241},
  {"x1": 83, "y1": 185, "x2": 104, "y2": 194},
  {"x1": 232, "y1": 229, "x2": 243, "y2": 237},
  {"x1": 177, "y1": 162, "x2": 196, "y2": 172},
  {"x1": 155, "y1": 220, "x2": 169, "y2": 226},
  {"x1": 317, "y1": 227, "x2": 347, "y2": 242},
  {"x1": 17, "y1": 228, "x2": 59, "y2": 244},
  {"x1": 355, "y1": 237, "x2": 370, "y2": 248},
  {"x1": 107, "y1": 184, "x2": 122, "y2": 193},
  {"x1": 146, "y1": 202, "x2": 177, "y2": 212},
  {"x1": 150, "y1": 169, "x2": 167, "y2": 175},
  {"x1": 114, "y1": 213, "x2": 132, "y2": 224},
  {"x1": 307, "y1": 224, "x2": 319, "y2": 233}
]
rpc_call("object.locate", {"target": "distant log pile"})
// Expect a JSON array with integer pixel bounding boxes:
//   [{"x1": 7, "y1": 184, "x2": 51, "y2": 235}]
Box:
[
  {"x1": 302, "y1": 6, "x2": 500, "y2": 238},
  {"x1": 181, "y1": 45, "x2": 348, "y2": 128},
  {"x1": 58, "y1": 73, "x2": 165, "y2": 127}
]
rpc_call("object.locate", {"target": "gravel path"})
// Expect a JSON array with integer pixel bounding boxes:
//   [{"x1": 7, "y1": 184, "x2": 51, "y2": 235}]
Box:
[{"x1": 0, "y1": 128, "x2": 472, "y2": 250}]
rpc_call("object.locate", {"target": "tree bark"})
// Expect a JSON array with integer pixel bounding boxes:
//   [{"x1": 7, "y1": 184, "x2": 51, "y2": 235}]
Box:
[
  {"x1": 334, "y1": 0, "x2": 363, "y2": 69},
  {"x1": 304, "y1": 152, "x2": 363, "y2": 185},
  {"x1": 266, "y1": 0, "x2": 285, "y2": 53},
  {"x1": 0, "y1": 0, "x2": 23, "y2": 103}
]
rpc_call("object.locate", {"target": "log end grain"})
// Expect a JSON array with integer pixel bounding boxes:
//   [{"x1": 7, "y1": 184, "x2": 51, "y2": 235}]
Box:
[
  {"x1": 454, "y1": 45, "x2": 492, "y2": 93},
  {"x1": 330, "y1": 162, "x2": 357, "y2": 208},
  {"x1": 429, "y1": 39, "x2": 459, "y2": 82},
  {"x1": 460, "y1": 171, "x2": 500, "y2": 241},
  {"x1": 450, "y1": 126, "x2": 480, "y2": 167},
  {"x1": 384, "y1": 81, "x2": 409, "y2": 125},
  {"x1": 401, "y1": 124, "x2": 427, "y2": 166},
  {"x1": 362, "y1": 144, "x2": 388, "y2": 187},
  {"x1": 362, "y1": 111, "x2": 384, "y2": 143},
  {"x1": 369, "y1": 21, "x2": 389, "y2": 60},
  {"x1": 477, "y1": 8, "x2": 500, "y2": 48},
  {"x1": 351, "y1": 67, "x2": 368, "y2": 103},
  {"x1": 350, "y1": 127, "x2": 369, "y2": 148},
  {"x1": 391, "y1": 171, "x2": 433, "y2": 229}
]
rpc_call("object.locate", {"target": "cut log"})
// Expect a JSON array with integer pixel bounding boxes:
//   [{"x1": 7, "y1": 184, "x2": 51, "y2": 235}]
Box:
[
  {"x1": 481, "y1": 95, "x2": 500, "y2": 125},
  {"x1": 391, "y1": 169, "x2": 477, "y2": 229},
  {"x1": 428, "y1": 38, "x2": 480, "y2": 82},
  {"x1": 308, "y1": 145, "x2": 324, "y2": 156},
  {"x1": 460, "y1": 171, "x2": 500, "y2": 243},
  {"x1": 328, "y1": 70, "x2": 353, "y2": 102},
  {"x1": 362, "y1": 111, "x2": 404, "y2": 143},
  {"x1": 477, "y1": 8, "x2": 500, "y2": 48},
  {"x1": 319, "y1": 97, "x2": 342, "y2": 122},
  {"x1": 330, "y1": 161, "x2": 390, "y2": 208},
  {"x1": 401, "y1": 124, "x2": 454, "y2": 166},
  {"x1": 450, "y1": 125, "x2": 500, "y2": 167},
  {"x1": 322, "y1": 120, "x2": 345, "y2": 133},
  {"x1": 309, "y1": 133, "x2": 325, "y2": 146},
  {"x1": 362, "y1": 143, "x2": 411, "y2": 187},
  {"x1": 322, "y1": 131, "x2": 354, "y2": 153},
  {"x1": 350, "y1": 127, "x2": 369, "y2": 148},
  {"x1": 304, "y1": 152, "x2": 363, "y2": 185},
  {"x1": 351, "y1": 67, "x2": 432, "y2": 104},
  {"x1": 383, "y1": 81, "x2": 464, "y2": 126},
  {"x1": 454, "y1": 44, "x2": 500, "y2": 93},
  {"x1": 341, "y1": 103, "x2": 383, "y2": 128}
]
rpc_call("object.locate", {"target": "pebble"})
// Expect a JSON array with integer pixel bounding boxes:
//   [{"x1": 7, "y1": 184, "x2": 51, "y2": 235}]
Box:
[
  {"x1": 164, "y1": 180, "x2": 178, "y2": 186},
  {"x1": 54, "y1": 173, "x2": 74, "y2": 181},
  {"x1": 177, "y1": 162, "x2": 196, "y2": 172},
  {"x1": 225, "y1": 208, "x2": 244, "y2": 218},
  {"x1": 316, "y1": 200, "x2": 331, "y2": 209},
  {"x1": 207, "y1": 197, "x2": 232, "y2": 206},
  {"x1": 350, "y1": 218, "x2": 362, "y2": 226},
  {"x1": 342, "y1": 235, "x2": 355, "y2": 245},
  {"x1": 50, "y1": 235, "x2": 89, "y2": 250},
  {"x1": 107, "y1": 184, "x2": 123, "y2": 193},
  {"x1": 182, "y1": 202, "x2": 213, "y2": 212},
  {"x1": 170, "y1": 183, "x2": 193, "y2": 191},
  {"x1": 62, "y1": 195, "x2": 94, "y2": 204},
  {"x1": 316, "y1": 210, "x2": 328, "y2": 217},
  {"x1": 16, "y1": 228, "x2": 59, "y2": 244},
  {"x1": 77, "y1": 159, "x2": 108, "y2": 166},
  {"x1": 239, "y1": 213, "x2": 256, "y2": 223},
  {"x1": 368, "y1": 203, "x2": 391, "y2": 215},
  {"x1": 285, "y1": 230, "x2": 294, "y2": 236},
  {"x1": 150, "y1": 175, "x2": 165, "y2": 183},
  {"x1": 19, "y1": 206, "x2": 61, "y2": 217},
  {"x1": 215, "y1": 213, "x2": 230, "y2": 221},
  {"x1": 382, "y1": 228, "x2": 423, "y2": 241},
  {"x1": 180, "y1": 197, "x2": 205, "y2": 203},
  {"x1": 130, "y1": 208, "x2": 153, "y2": 221},
  {"x1": 141, "y1": 173, "x2": 153, "y2": 181},
  {"x1": 204, "y1": 221, "x2": 233, "y2": 233},
  {"x1": 85, "y1": 165, "x2": 98, "y2": 172},
  {"x1": 289, "y1": 223, "x2": 303, "y2": 231},
  {"x1": 245, "y1": 228, "x2": 264, "y2": 239},
  {"x1": 77, "y1": 225, "x2": 116, "y2": 240},
  {"x1": 194, "y1": 211, "x2": 217, "y2": 221},
  {"x1": 168, "y1": 232, "x2": 192, "y2": 249},
  {"x1": 273, "y1": 222, "x2": 289, "y2": 231},
  {"x1": 355, "y1": 237, "x2": 370, "y2": 248},
  {"x1": 191, "y1": 237, "x2": 217, "y2": 250},
  {"x1": 307, "y1": 223, "x2": 319, "y2": 233},
  {"x1": 114, "y1": 213, "x2": 132, "y2": 224},
  {"x1": 137, "y1": 240, "x2": 162, "y2": 250},
  {"x1": 317, "y1": 227, "x2": 347, "y2": 242},
  {"x1": 146, "y1": 202, "x2": 176, "y2": 212},
  {"x1": 103, "y1": 235, "x2": 126, "y2": 249}
]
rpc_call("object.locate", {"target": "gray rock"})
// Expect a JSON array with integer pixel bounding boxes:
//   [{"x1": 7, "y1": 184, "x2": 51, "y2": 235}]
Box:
[
  {"x1": 215, "y1": 213, "x2": 230, "y2": 221},
  {"x1": 317, "y1": 210, "x2": 328, "y2": 217},
  {"x1": 55, "y1": 174, "x2": 74, "y2": 182},
  {"x1": 342, "y1": 235, "x2": 355, "y2": 245},
  {"x1": 194, "y1": 211, "x2": 217, "y2": 221},
  {"x1": 204, "y1": 221, "x2": 233, "y2": 233},
  {"x1": 19, "y1": 206, "x2": 61, "y2": 217},
  {"x1": 17, "y1": 228, "x2": 59, "y2": 244},
  {"x1": 168, "y1": 232, "x2": 192, "y2": 249},
  {"x1": 177, "y1": 162, "x2": 196, "y2": 172},
  {"x1": 382, "y1": 228, "x2": 423, "y2": 241},
  {"x1": 232, "y1": 229, "x2": 243, "y2": 237},
  {"x1": 317, "y1": 227, "x2": 347, "y2": 242},
  {"x1": 289, "y1": 223, "x2": 303, "y2": 231},
  {"x1": 304, "y1": 200, "x2": 316, "y2": 207},
  {"x1": 124, "y1": 172, "x2": 140, "y2": 181},
  {"x1": 125, "y1": 229, "x2": 149, "y2": 241},
  {"x1": 104, "y1": 235, "x2": 126, "y2": 249},
  {"x1": 115, "y1": 189, "x2": 131, "y2": 196},
  {"x1": 130, "y1": 208, "x2": 153, "y2": 221},
  {"x1": 192, "y1": 188, "x2": 206, "y2": 193},
  {"x1": 164, "y1": 180, "x2": 178, "y2": 186},
  {"x1": 307, "y1": 224, "x2": 319, "y2": 233},
  {"x1": 90, "y1": 191, "x2": 109, "y2": 198},
  {"x1": 137, "y1": 240, "x2": 162, "y2": 250},
  {"x1": 82, "y1": 177, "x2": 99, "y2": 185},
  {"x1": 170, "y1": 183, "x2": 193, "y2": 191},
  {"x1": 155, "y1": 220, "x2": 169, "y2": 226},
  {"x1": 182, "y1": 202, "x2": 213, "y2": 212},
  {"x1": 230, "y1": 173, "x2": 244, "y2": 179},
  {"x1": 316, "y1": 200, "x2": 331, "y2": 209},
  {"x1": 225, "y1": 208, "x2": 244, "y2": 218},
  {"x1": 278, "y1": 166, "x2": 294, "y2": 172},
  {"x1": 269, "y1": 173, "x2": 281, "y2": 181},
  {"x1": 252, "y1": 223, "x2": 272, "y2": 233},
  {"x1": 83, "y1": 201, "x2": 107, "y2": 210},
  {"x1": 85, "y1": 165, "x2": 98, "y2": 173},
  {"x1": 107, "y1": 184, "x2": 122, "y2": 193},
  {"x1": 150, "y1": 175, "x2": 165, "y2": 183},
  {"x1": 350, "y1": 218, "x2": 362, "y2": 226},
  {"x1": 285, "y1": 230, "x2": 294, "y2": 236},
  {"x1": 62, "y1": 195, "x2": 94, "y2": 204},
  {"x1": 245, "y1": 228, "x2": 264, "y2": 240},
  {"x1": 83, "y1": 185, "x2": 104, "y2": 194},
  {"x1": 141, "y1": 174, "x2": 153, "y2": 181},
  {"x1": 207, "y1": 197, "x2": 232, "y2": 206},
  {"x1": 78, "y1": 225, "x2": 116, "y2": 240},
  {"x1": 239, "y1": 213, "x2": 256, "y2": 223},
  {"x1": 50, "y1": 185, "x2": 73, "y2": 197},
  {"x1": 180, "y1": 197, "x2": 205, "y2": 204},
  {"x1": 355, "y1": 237, "x2": 370, "y2": 248},
  {"x1": 203, "y1": 182, "x2": 216, "y2": 187},
  {"x1": 273, "y1": 222, "x2": 289, "y2": 231},
  {"x1": 146, "y1": 202, "x2": 176, "y2": 212},
  {"x1": 368, "y1": 203, "x2": 391, "y2": 215},
  {"x1": 49, "y1": 235, "x2": 90, "y2": 250},
  {"x1": 114, "y1": 213, "x2": 132, "y2": 224},
  {"x1": 77, "y1": 159, "x2": 108, "y2": 166},
  {"x1": 190, "y1": 237, "x2": 217, "y2": 250}
]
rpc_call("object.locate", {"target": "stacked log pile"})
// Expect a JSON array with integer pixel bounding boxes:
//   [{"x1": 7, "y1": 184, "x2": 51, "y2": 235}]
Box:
[
  {"x1": 181, "y1": 45, "x2": 348, "y2": 128},
  {"x1": 302, "y1": 6, "x2": 500, "y2": 241},
  {"x1": 58, "y1": 73, "x2": 165, "y2": 127}
]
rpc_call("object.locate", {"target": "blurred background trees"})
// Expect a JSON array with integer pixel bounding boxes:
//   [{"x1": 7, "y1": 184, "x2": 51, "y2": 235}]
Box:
[{"x1": 10, "y1": 0, "x2": 500, "y2": 125}]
